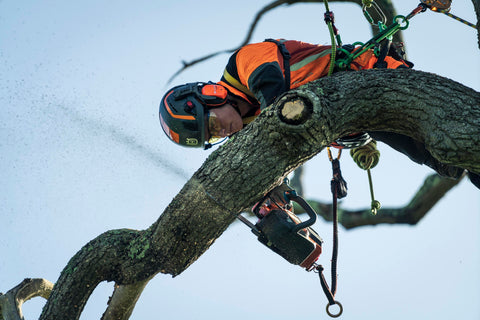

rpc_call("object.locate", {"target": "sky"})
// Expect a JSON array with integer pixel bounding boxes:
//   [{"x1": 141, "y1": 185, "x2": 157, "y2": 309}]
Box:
[{"x1": 1, "y1": 1, "x2": 479, "y2": 319}]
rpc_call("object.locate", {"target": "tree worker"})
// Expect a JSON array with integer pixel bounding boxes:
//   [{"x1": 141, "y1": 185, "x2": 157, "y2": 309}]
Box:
[{"x1": 159, "y1": 39, "x2": 479, "y2": 188}]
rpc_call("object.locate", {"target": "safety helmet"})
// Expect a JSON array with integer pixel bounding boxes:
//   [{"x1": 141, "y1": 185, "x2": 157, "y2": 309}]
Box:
[{"x1": 159, "y1": 82, "x2": 228, "y2": 148}]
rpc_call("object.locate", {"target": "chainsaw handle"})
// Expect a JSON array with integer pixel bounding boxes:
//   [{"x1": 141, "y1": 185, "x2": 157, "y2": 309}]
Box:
[{"x1": 285, "y1": 191, "x2": 317, "y2": 232}]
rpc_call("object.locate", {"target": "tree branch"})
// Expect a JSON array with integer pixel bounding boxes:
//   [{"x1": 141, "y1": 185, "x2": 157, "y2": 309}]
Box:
[
  {"x1": 0, "y1": 278, "x2": 53, "y2": 320},
  {"x1": 295, "y1": 173, "x2": 465, "y2": 229},
  {"x1": 39, "y1": 69, "x2": 480, "y2": 319},
  {"x1": 168, "y1": 0, "x2": 405, "y2": 83},
  {"x1": 101, "y1": 278, "x2": 151, "y2": 320}
]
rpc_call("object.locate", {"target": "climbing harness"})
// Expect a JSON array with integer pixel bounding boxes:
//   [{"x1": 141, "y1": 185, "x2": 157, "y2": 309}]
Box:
[{"x1": 237, "y1": 179, "x2": 343, "y2": 318}]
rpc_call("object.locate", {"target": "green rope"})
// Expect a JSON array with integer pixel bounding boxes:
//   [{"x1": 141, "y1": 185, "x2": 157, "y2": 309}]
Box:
[
  {"x1": 327, "y1": 23, "x2": 337, "y2": 76},
  {"x1": 350, "y1": 141, "x2": 381, "y2": 215},
  {"x1": 323, "y1": 0, "x2": 337, "y2": 76}
]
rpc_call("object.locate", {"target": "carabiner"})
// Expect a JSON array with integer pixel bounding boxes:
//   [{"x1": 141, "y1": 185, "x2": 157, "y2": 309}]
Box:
[{"x1": 362, "y1": 1, "x2": 386, "y2": 27}]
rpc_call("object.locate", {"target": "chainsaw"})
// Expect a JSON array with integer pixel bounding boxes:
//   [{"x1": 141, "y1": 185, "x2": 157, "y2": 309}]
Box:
[
  {"x1": 237, "y1": 181, "x2": 323, "y2": 271},
  {"x1": 237, "y1": 179, "x2": 343, "y2": 317}
]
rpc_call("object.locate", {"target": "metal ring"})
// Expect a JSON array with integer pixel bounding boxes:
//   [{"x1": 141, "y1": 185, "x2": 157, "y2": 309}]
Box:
[
  {"x1": 326, "y1": 301, "x2": 343, "y2": 318},
  {"x1": 394, "y1": 15, "x2": 409, "y2": 29}
]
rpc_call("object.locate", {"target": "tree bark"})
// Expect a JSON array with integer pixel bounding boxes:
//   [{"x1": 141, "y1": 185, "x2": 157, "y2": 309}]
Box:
[{"x1": 40, "y1": 69, "x2": 480, "y2": 319}]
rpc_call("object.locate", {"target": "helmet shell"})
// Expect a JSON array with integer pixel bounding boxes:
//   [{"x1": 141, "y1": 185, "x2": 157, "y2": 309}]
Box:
[{"x1": 159, "y1": 83, "x2": 208, "y2": 148}]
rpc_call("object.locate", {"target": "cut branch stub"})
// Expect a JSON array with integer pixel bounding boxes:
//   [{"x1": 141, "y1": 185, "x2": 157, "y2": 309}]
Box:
[{"x1": 276, "y1": 89, "x2": 318, "y2": 128}]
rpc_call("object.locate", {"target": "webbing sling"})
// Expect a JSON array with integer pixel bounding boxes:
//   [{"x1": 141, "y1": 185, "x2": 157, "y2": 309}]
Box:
[{"x1": 264, "y1": 39, "x2": 291, "y2": 91}]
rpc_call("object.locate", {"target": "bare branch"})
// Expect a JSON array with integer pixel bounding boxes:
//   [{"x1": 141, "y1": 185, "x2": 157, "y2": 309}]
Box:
[
  {"x1": 295, "y1": 173, "x2": 465, "y2": 229},
  {"x1": 168, "y1": 0, "x2": 406, "y2": 83},
  {"x1": 0, "y1": 278, "x2": 53, "y2": 320},
  {"x1": 101, "y1": 279, "x2": 151, "y2": 320}
]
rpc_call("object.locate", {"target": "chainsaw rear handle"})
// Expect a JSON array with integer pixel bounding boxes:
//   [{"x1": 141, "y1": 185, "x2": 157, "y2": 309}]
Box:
[{"x1": 285, "y1": 190, "x2": 317, "y2": 232}]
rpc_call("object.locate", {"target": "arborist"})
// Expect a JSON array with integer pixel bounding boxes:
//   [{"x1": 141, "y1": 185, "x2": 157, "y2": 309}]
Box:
[{"x1": 158, "y1": 39, "x2": 479, "y2": 188}]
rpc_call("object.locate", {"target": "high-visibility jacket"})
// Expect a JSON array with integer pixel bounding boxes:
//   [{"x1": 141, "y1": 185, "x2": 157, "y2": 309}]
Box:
[{"x1": 218, "y1": 39, "x2": 409, "y2": 111}]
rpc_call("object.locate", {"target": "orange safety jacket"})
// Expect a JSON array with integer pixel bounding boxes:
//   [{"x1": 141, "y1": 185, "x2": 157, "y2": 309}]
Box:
[{"x1": 218, "y1": 39, "x2": 409, "y2": 113}]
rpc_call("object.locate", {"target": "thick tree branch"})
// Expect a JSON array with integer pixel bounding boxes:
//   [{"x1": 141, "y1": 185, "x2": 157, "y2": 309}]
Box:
[{"x1": 39, "y1": 69, "x2": 480, "y2": 319}]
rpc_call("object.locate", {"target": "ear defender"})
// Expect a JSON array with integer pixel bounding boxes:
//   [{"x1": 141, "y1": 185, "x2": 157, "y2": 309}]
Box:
[{"x1": 200, "y1": 84, "x2": 228, "y2": 106}]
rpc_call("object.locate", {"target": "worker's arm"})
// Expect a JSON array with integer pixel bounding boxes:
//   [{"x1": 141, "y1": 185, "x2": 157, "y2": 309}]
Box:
[{"x1": 235, "y1": 42, "x2": 288, "y2": 109}]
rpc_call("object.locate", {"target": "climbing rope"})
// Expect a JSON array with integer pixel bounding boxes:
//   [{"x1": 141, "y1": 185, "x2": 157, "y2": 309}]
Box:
[
  {"x1": 433, "y1": 8, "x2": 476, "y2": 29},
  {"x1": 350, "y1": 141, "x2": 381, "y2": 215},
  {"x1": 420, "y1": 0, "x2": 476, "y2": 29},
  {"x1": 323, "y1": 0, "x2": 341, "y2": 76},
  {"x1": 350, "y1": 140, "x2": 380, "y2": 170}
]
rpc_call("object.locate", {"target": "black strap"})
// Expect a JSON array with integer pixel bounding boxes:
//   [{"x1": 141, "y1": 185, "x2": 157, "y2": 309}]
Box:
[
  {"x1": 264, "y1": 39, "x2": 291, "y2": 91},
  {"x1": 315, "y1": 158, "x2": 344, "y2": 318},
  {"x1": 373, "y1": 39, "x2": 391, "y2": 69}
]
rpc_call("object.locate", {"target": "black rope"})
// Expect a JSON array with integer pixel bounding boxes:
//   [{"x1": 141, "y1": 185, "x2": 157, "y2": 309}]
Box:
[{"x1": 316, "y1": 157, "x2": 345, "y2": 317}]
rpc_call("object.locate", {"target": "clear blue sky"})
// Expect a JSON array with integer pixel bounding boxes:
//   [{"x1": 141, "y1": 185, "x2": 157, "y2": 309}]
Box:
[{"x1": 1, "y1": 1, "x2": 479, "y2": 319}]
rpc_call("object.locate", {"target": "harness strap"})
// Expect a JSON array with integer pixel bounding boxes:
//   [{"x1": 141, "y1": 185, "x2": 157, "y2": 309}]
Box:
[
  {"x1": 373, "y1": 39, "x2": 391, "y2": 68},
  {"x1": 264, "y1": 39, "x2": 291, "y2": 91}
]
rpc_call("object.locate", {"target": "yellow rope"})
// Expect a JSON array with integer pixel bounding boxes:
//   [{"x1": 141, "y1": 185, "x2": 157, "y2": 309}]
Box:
[
  {"x1": 350, "y1": 140, "x2": 380, "y2": 170},
  {"x1": 350, "y1": 141, "x2": 381, "y2": 215}
]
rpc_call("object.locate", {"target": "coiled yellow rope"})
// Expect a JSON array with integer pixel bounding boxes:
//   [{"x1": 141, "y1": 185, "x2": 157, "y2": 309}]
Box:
[
  {"x1": 350, "y1": 140, "x2": 380, "y2": 170},
  {"x1": 350, "y1": 141, "x2": 381, "y2": 215}
]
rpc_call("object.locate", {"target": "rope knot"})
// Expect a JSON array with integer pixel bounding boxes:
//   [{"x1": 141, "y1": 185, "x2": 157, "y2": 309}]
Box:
[{"x1": 350, "y1": 140, "x2": 380, "y2": 170}]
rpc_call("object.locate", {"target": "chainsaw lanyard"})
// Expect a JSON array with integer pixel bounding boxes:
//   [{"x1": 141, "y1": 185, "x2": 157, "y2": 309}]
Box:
[{"x1": 315, "y1": 148, "x2": 346, "y2": 317}]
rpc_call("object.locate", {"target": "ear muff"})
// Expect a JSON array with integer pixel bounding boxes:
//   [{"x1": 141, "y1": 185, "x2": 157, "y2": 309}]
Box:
[{"x1": 200, "y1": 84, "x2": 228, "y2": 107}]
